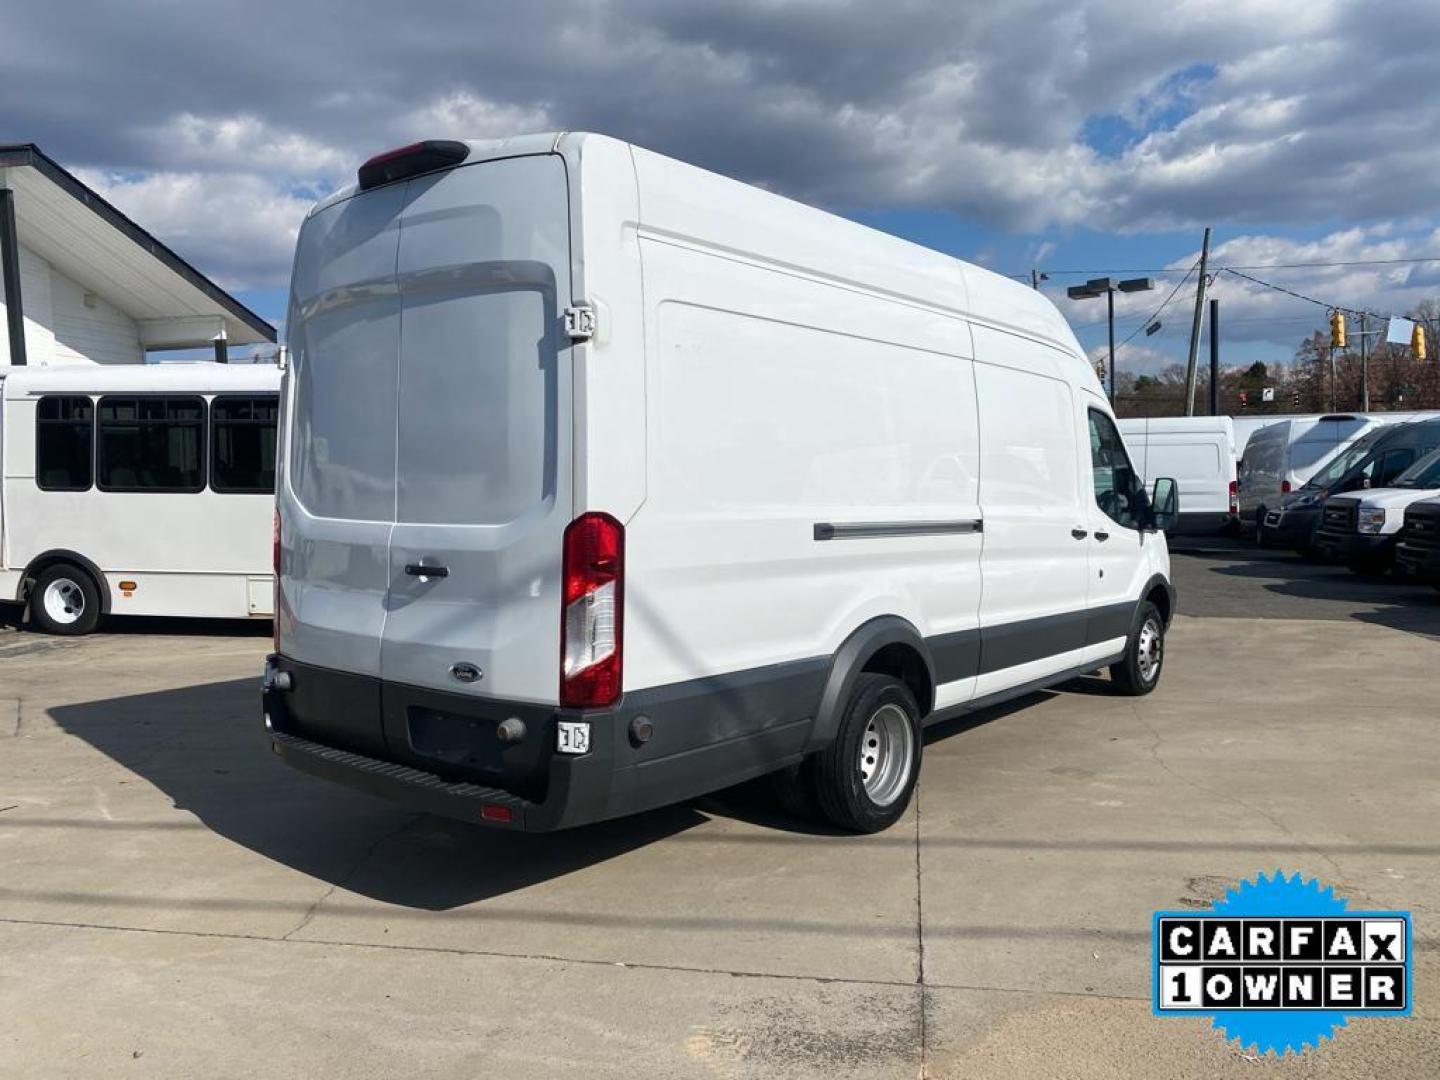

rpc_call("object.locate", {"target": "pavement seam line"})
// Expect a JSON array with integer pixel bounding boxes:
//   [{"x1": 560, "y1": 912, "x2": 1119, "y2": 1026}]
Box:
[
  {"x1": 914, "y1": 781, "x2": 927, "y2": 1080},
  {"x1": 0, "y1": 913, "x2": 1154, "y2": 1003},
  {"x1": 281, "y1": 813, "x2": 424, "y2": 941}
]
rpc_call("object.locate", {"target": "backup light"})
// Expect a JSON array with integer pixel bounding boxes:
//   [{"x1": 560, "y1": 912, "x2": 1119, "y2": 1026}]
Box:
[
  {"x1": 357, "y1": 140, "x2": 469, "y2": 191},
  {"x1": 560, "y1": 512, "x2": 624, "y2": 709}
]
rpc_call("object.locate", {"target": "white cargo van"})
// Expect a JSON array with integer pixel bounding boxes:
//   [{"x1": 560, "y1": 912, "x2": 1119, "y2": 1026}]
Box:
[
  {"x1": 1117, "y1": 416, "x2": 1236, "y2": 534},
  {"x1": 263, "y1": 134, "x2": 1179, "y2": 834},
  {"x1": 0, "y1": 362, "x2": 280, "y2": 634},
  {"x1": 1237, "y1": 414, "x2": 1383, "y2": 532}
]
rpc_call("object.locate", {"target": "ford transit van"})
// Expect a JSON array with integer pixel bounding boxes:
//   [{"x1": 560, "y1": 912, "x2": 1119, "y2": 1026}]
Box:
[{"x1": 263, "y1": 134, "x2": 1178, "y2": 834}]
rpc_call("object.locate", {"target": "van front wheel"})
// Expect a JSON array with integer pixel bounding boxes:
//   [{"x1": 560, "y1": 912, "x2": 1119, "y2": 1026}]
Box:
[
  {"x1": 29, "y1": 563, "x2": 102, "y2": 636},
  {"x1": 1109, "y1": 601, "x2": 1164, "y2": 696},
  {"x1": 813, "y1": 673, "x2": 921, "y2": 833}
]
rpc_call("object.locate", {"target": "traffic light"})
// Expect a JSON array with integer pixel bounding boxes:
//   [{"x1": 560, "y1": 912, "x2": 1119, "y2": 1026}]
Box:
[
  {"x1": 1330, "y1": 310, "x2": 1347, "y2": 349},
  {"x1": 1413, "y1": 323, "x2": 1427, "y2": 360}
]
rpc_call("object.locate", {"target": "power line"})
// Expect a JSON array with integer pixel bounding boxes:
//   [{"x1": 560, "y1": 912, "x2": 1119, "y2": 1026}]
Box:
[
  {"x1": 1026, "y1": 255, "x2": 1440, "y2": 277},
  {"x1": 1218, "y1": 267, "x2": 1400, "y2": 320},
  {"x1": 1112, "y1": 260, "x2": 1200, "y2": 355}
]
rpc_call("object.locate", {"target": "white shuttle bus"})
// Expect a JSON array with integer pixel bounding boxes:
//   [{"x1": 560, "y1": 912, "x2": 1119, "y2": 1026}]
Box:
[
  {"x1": 264, "y1": 134, "x2": 1179, "y2": 834},
  {"x1": 0, "y1": 362, "x2": 280, "y2": 634}
]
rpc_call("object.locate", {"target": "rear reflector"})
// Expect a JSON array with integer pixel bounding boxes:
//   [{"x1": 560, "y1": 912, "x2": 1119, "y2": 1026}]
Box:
[
  {"x1": 560, "y1": 512, "x2": 624, "y2": 709},
  {"x1": 357, "y1": 140, "x2": 469, "y2": 191},
  {"x1": 480, "y1": 804, "x2": 514, "y2": 824}
]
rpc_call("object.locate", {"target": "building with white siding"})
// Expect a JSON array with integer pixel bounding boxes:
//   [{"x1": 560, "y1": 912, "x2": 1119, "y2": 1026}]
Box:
[{"x1": 0, "y1": 144, "x2": 275, "y2": 366}]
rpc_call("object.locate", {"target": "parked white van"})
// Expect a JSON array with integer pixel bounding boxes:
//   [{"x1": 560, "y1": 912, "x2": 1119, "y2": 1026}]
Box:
[
  {"x1": 1236, "y1": 414, "x2": 1384, "y2": 532},
  {"x1": 0, "y1": 362, "x2": 280, "y2": 634},
  {"x1": 264, "y1": 134, "x2": 1179, "y2": 834},
  {"x1": 1117, "y1": 416, "x2": 1236, "y2": 534}
]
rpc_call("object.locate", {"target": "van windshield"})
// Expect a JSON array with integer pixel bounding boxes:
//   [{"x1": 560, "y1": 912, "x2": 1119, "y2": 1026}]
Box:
[
  {"x1": 1393, "y1": 448, "x2": 1440, "y2": 489},
  {"x1": 1303, "y1": 435, "x2": 1380, "y2": 490}
]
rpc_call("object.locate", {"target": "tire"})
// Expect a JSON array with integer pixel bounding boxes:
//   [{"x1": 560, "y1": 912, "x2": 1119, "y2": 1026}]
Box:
[
  {"x1": 28, "y1": 563, "x2": 102, "y2": 636},
  {"x1": 1109, "y1": 601, "x2": 1164, "y2": 697},
  {"x1": 812, "y1": 673, "x2": 921, "y2": 833},
  {"x1": 1346, "y1": 559, "x2": 1389, "y2": 578}
]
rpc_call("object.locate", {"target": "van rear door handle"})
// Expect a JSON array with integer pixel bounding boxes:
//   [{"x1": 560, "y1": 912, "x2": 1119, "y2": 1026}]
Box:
[
  {"x1": 1071, "y1": 528, "x2": 1089, "y2": 539},
  {"x1": 405, "y1": 563, "x2": 449, "y2": 579},
  {"x1": 1094, "y1": 531, "x2": 1110, "y2": 542}
]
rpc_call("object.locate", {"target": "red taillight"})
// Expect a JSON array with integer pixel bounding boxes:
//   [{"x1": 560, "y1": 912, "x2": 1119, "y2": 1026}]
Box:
[
  {"x1": 357, "y1": 140, "x2": 469, "y2": 191},
  {"x1": 1229, "y1": 479, "x2": 1238, "y2": 513},
  {"x1": 560, "y1": 512, "x2": 624, "y2": 709},
  {"x1": 1281, "y1": 480, "x2": 1292, "y2": 494}
]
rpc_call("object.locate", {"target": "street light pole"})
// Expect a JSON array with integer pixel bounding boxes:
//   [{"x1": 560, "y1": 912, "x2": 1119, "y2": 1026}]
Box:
[{"x1": 1066, "y1": 276, "x2": 1156, "y2": 409}]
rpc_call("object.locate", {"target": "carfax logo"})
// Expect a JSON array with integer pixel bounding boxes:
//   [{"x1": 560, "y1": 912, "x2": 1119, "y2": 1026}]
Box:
[{"x1": 1152, "y1": 871, "x2": 1412, "y2": 1055}]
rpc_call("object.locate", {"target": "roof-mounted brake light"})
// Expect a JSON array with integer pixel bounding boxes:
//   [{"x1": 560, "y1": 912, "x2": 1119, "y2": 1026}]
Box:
[{"x1": 357, "y1": 140, "x2": 469, "y2": 191}]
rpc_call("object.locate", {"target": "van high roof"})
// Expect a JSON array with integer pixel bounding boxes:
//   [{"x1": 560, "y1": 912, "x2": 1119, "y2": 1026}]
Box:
[{"x1": 316, "y1": 132, "x2": 1083, "y2": 363}]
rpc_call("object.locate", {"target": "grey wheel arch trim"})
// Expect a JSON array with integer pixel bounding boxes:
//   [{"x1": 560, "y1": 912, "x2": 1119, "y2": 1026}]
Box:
[
  {"x1": 806, "y1": 615, "x2": 934, "y2": 753},
  {"x1": 1140, "y1": 572, "x2": 1176, "y2": 627},
  {"x1": 20, "y1": 550, "x2": 111, "y2": 614}
]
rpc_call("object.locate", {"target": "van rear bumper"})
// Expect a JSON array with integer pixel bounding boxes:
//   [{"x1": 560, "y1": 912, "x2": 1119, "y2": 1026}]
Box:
[{"x1": 262, "y1": 653, "x2": 820, "y2": 831}]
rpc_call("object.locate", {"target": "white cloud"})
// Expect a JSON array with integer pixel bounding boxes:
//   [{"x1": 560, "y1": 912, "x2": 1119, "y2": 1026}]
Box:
[{"x1": 6, "y1": 0, "x2": 1440, "y2": 292}]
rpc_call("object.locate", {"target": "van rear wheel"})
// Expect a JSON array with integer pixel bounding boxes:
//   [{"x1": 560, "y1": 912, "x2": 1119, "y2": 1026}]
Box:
[
  {"x1": 812, "y1": 673, "x2": 921, "y2": 833},
  {"x1": 29, "y1": 563, "x2": 102, "y2": 636},
  {"x1": 1109, "y1": 601, "x2": 1164, "y2": 697}
]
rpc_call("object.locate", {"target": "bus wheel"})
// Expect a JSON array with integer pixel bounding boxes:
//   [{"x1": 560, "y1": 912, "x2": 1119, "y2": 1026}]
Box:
[
  {"x1": 813, "y1": 673, "x2": 921, "y2": 833},
  {"x1": 30, "y1": 564, "x2": 102, "y2": 636}
]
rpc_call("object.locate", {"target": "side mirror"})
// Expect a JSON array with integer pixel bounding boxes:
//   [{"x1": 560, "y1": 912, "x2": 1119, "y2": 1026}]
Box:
[{"x1": 1149, "y1": 477, "x2": 1179, "y2": 532}]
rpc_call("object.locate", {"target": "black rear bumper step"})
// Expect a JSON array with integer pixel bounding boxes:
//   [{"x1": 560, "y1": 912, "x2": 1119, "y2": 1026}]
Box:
[{"x1": 268, "y1": 730, "x2": 533, "y2": 828}]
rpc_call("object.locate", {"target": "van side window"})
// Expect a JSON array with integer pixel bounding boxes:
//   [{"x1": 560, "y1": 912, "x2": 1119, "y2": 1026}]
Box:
[
  {"x1": 97, "y1": 396, "x2": 206, "y2": 493},
  {"x1": 211, "y1": 395, "x2": 279, "y2": 494},
  {"x1": 1087, "y1": 410, "x2": 1142, "y2": 529},
  {"x1": 35, "y1": 395, "x2": 94, "y2": 491},
  {"x1": 1375, "y1": 447, "x2": 1415, "y2": 487}
]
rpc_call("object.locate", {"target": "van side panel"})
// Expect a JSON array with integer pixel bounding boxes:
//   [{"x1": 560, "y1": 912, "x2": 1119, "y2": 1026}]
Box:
[
  {"x1": 971, "y1": 328, "x2": 1090, "y2": 695},
  {"x1": 629, "y1": 235, "x2": 983, "y2": 715}
]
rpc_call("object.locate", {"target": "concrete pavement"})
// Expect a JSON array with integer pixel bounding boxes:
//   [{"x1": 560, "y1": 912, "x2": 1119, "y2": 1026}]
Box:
[{"x1": 1, "y1": 557, "x2": 1438, "y2": 1077}]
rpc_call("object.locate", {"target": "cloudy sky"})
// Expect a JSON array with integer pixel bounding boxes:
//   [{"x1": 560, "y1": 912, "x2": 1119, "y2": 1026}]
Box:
[{"x1": 6, "y1": 0, "x2": 1440, "y2": 373}]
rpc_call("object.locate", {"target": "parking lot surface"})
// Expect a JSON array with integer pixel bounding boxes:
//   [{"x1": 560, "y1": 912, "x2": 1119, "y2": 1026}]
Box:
[{"x1": 2, "y1": 542, "x2": 1438, "y2": 1078}]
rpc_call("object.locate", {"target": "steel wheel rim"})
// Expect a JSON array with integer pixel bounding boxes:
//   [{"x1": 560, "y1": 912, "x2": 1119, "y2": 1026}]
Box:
[
  {"x1": 42, "y1": 578, "x2": 85, "y2": 625},
  {"x1": 1137, "y1": 617, "x2": 1162, "y2": 683},
  {"x1": 857, "y1": 702, "x2": 914, "y2": 807}
]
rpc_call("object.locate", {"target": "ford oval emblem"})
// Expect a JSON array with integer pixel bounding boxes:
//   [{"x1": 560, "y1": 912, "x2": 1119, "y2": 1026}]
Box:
[{"x1": 449, "y1": 662, "x2": 482, "y2": 684}]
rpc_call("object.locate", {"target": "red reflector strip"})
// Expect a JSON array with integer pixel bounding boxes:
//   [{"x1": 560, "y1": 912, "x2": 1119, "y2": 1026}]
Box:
[{"x1": 480, "y1": 804, "x2": 513, "y2": 824}]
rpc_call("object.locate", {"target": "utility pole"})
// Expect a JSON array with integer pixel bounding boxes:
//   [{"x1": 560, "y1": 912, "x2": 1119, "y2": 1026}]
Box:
[
  {"x1": 1359, "y1": 312, "x2": 1370, "y2": 411},
  {"x1": 1183, "y1": 226, "x2": 1212, "y2": 416},
  {"x1": 1030, "y1": 269, "x2": 1048, "y2": 291},
  {"x1": 1208, "y1": 297, "x2": 1220, "y2": 416},
  {"x1": 1107, "y1": 287, "x2": 1116, "y2": 403}
]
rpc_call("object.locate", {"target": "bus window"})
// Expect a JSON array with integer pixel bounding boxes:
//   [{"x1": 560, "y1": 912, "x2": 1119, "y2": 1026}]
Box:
[
  {"x1": 35, "y1": 396, "x2": 94, "y2": 491},
  {"x1": 97, "y1": 396, "x2": 206, "y2": 492},
  {"x1": 211, "y1": 395, "x2": 279, "y2": 494}
]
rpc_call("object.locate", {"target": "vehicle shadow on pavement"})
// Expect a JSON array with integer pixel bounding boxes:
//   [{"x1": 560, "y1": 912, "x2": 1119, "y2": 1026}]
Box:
[{"x1": 47, "y1": 677, "x2": 707, "y2": 910}]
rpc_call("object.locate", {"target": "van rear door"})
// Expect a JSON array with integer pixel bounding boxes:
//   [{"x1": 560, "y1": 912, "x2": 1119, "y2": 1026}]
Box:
[{"x1": 378, "y1": 155, "x2": 573, "y2": 716}]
